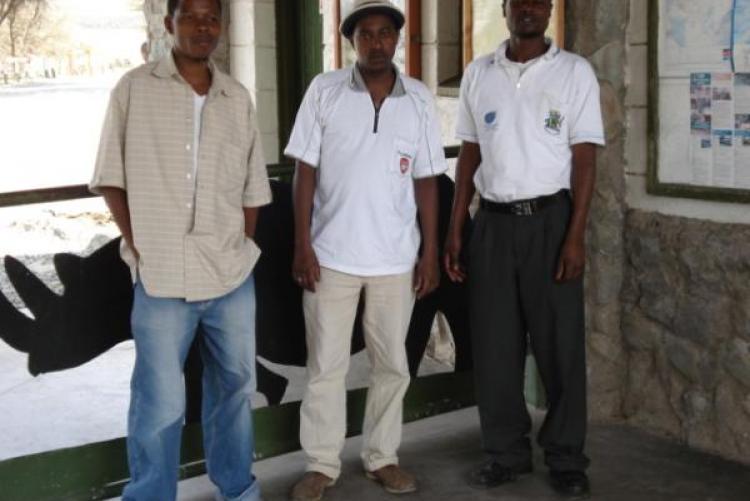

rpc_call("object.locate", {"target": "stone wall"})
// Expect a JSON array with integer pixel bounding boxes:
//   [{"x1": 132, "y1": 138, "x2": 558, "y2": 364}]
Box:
[
  {"x1": 615, "y1": 0, "x2": 750, "y2": 465},
  {"x1": 566, "y1": 0, "x2": 629, "y2": 421},
  {"x1": 622, "y1": 211, "x2": 750, "y2": 464}
]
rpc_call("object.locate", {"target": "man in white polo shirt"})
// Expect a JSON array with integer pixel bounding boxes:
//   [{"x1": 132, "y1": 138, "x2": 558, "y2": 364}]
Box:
[
  {"x1": 284, "y1": 1, "x2": 446, "y2": 499},
  {"x1": 445, "y1": 0, "x2": 605, "y2": 498}
]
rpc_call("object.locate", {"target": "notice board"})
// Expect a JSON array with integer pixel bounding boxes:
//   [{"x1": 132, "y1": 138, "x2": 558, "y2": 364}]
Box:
[{"x1": 649, "y1": 0, "x2": 750, "y2": 202}]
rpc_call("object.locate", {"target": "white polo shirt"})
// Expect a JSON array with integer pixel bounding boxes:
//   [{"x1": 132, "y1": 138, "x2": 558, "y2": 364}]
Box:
[
  {"x1": 456, "y1": 40, "x2": 605, "y2": 202},
  {"x1": 284, "y1": 65, "x2": 447, "y2": 276}
]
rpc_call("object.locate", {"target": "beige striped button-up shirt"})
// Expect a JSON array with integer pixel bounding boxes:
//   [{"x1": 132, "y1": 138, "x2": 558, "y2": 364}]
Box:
[{"x1": 90, "y1": 54, "x2": 272, "y2": 301}]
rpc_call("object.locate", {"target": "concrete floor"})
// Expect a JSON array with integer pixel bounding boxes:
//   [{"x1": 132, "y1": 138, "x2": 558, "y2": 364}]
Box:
[{"x1": 109, "y1": 407, "x2": 750, "y2": 501}]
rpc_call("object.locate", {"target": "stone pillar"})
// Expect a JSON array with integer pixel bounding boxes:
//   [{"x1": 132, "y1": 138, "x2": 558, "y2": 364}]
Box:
[
  {"x1": 143, "y1": 0, "x2": 170, "y2": 62},
  {"x1": 566, "y1": 0, "x2": 629, "y2": 421}
]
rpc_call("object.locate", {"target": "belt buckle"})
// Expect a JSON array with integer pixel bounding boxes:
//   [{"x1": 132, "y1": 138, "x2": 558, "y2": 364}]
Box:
[{"x1": 512, "y1": 200, "x2": 535, "y2": 216}]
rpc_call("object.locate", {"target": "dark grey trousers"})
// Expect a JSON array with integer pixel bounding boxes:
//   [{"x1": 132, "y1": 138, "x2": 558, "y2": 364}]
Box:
[{"x1": 468, "y1": 194, "x2": 589, "y2": 472}]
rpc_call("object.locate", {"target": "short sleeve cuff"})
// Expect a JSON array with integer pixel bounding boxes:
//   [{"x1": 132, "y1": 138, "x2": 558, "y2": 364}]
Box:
[
  {"x1": 88, "y1": 176, "x2": 126, "y2": 195},
  {"x1": 413, "y1": 162, "x2": 448, "y2": 179},
  {"x1": 455, "y1": 131, "x2": 479, "y2": 143},
  {"x1": 570, "y1": 135, "x2": 606, "y2": 146},
  {"x1": 242, "y1": 187, "x2": 273, "y2": 208},
  {"x1": 283, "y1": 146, "x2": 320, "y2": 168}
]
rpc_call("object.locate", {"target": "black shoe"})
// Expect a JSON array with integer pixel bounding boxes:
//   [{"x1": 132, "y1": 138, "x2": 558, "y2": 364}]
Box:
[
  {"x1": 549, "y1": 470, "x2": 590, "y2": 498},
  {"x1": 468, "y1": 460, "x2": 533, "y2": 489}
]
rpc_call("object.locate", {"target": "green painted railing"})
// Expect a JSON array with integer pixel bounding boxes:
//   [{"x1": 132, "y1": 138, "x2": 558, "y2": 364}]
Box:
[{"x1": 0, "y1": 372, "x2": 476, "y2": 501}]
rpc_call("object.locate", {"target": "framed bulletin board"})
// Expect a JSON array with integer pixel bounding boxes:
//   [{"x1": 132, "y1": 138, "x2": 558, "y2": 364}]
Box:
[{"x1": 648, "y1": 0, "x2": 750, "y2": 203}]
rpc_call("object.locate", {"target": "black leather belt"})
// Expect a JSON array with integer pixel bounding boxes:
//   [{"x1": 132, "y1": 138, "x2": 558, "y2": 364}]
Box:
[{"x1": 480, "y1": 190, "x2": 569, "y2": 216}]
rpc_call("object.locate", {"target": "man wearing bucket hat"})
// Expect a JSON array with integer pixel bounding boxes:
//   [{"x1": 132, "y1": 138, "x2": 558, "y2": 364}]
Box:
[{"x1": 284, "y1": 1, "x2": 447, "y2": 499}]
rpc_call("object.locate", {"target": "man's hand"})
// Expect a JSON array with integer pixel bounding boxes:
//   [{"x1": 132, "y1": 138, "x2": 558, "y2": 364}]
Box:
[
  {"x1": 129, "y1": 243, "x2": 140, "y2": 263},
  {"x1": 444, "y1": 141, "x2": 479, "y2": 284},
  {"x1": 557, "y1": 142, "x2": 596, "y2": 283},
  {"x1": 414, "y1": 251, "x2": 439, "y2": 299},
  {"x1": 444, "y1": 228, "x2": 466, "y2": 283},
  {"x1": 555, "y1": 236, "x2": 585, "y2": 282},
  {"x1": 292, "y1": 243, "x2": 320, "y2": 292}
]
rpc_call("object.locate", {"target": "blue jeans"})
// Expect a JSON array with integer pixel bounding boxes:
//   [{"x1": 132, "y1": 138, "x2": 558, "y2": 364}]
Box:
[{"x1": 122, "y1": 275, "x2": 261, "y2": 501}]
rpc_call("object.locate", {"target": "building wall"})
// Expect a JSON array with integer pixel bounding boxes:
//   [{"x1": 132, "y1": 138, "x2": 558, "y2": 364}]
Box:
[{"x1": 620, "y1": 0, "x2": 750, "y2": 464}]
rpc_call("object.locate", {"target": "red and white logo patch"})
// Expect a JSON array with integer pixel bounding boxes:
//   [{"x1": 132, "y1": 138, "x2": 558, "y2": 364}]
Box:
[{"x1": 400, "y1": 156, "x2": 410, "y2": 175}]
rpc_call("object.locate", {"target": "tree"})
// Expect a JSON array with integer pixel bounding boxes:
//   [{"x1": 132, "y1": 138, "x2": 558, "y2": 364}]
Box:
[
  {"x1": 0, "y1": 0, "x2": 25, "y2": 29},
  {"x1": 6, "y1": 0, "x2": 43, "y2": 57},
  {"x1": 0, "y1": 0, "x2": 56, "y2": 58}
]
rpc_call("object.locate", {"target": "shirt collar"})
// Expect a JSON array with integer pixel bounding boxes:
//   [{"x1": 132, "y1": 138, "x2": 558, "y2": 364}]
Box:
[
  {"x1": 152, "y1": 52, "x2": 233, "y2": 97},
  {"x1": 349, "y1": 63, "x2": 407, "y2": 97},
  {"x1": 493, "y1": 38, "x2": 559, "y2": 67}
]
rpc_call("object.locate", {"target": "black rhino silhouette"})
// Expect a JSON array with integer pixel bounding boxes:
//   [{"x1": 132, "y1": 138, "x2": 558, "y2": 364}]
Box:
[{"x1": 0, "y1": 176, "x2": 472, "y2": 421}]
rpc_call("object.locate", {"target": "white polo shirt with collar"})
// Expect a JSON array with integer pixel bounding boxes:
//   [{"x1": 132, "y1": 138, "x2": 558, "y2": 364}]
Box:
[
  {"x1": 284, "y1": 65, "x2": 447, "y2": 277},
  {"x1": 456, "y1": 40, "x2": 605, "y2": 203}
]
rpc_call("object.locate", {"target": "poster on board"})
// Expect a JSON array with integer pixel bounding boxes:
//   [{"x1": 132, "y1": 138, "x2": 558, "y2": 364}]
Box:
[{"x1": 687, "y1": 72, "x2": 750, "y2": 189}]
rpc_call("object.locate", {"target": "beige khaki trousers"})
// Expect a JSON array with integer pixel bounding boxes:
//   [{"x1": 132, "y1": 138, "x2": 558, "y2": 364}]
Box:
[{"x1": 300, "y1": 267, "x2": 415, "y2": 480}]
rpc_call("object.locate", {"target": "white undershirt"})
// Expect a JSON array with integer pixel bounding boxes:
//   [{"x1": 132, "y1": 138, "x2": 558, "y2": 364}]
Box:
[{"x1": 192, "y1": 93, "x2": 207, "y2": 191}]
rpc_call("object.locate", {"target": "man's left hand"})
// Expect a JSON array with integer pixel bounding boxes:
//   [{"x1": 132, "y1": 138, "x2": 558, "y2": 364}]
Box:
[
  {"x1": 555, "y1": 236, "x2": 586, "y2": 282},
  {"x1": 414, "y1": 253, "x2": 440, "y2": 299}
]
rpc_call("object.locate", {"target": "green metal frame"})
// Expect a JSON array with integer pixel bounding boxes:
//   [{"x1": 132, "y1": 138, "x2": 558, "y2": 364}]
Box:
[
  {"x1": 275, "y1": 0, "x2": 323, "y2": 161},
  {"x1": 647, "y1": 0, "x2": 750, "y2": 203},
  {"x1": 0, "y1": 164, "x2": 295, "y2": 208},
  {"x1": 0, "y1": 367, "x2": 544, "y2": 501},
  {"x1": 0, "y1": 372, "x2": 475, "y2": 501}
]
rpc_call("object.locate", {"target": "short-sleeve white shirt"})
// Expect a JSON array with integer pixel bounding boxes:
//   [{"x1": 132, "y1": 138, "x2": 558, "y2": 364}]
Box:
[
  {"x1": 284, "y1": 66, "x2": 447, "y2": 276},
  {"x1": 456, "y1": 40, "x2": 605, "y2": 202}
]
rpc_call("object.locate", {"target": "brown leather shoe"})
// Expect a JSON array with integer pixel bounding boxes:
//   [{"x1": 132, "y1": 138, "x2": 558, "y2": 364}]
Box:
[
  {"x1": 290, "y1": 471, "x2": 335, "y2": 501},
  {"x1": 365, "y1": 464, "x2": 418, "y2": 494}
]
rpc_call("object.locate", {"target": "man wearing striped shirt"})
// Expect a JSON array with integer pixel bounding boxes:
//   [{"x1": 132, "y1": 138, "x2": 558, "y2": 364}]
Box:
[{"x1": 89, "y1": 1, "x2": 270, "y2": 500}]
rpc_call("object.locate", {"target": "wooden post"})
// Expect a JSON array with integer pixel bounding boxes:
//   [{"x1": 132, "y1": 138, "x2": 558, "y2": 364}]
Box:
[
  {"x1": 333, "y1": 0, "x2": 342, "y2": 69},
  {"x1": 462, "y1": 0, "x2": 473, "y2": 67},
  {"x1": 554, "y1": 0, "x2": 565, "y2": 48},
  {"x1": 405, "y1": 0, "x2": 422, "y2": 78}
]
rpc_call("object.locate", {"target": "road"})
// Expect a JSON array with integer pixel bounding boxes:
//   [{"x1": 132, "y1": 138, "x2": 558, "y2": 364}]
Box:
[{"x1": 0, "y1": 74, "x2": 123, "y2": 194}]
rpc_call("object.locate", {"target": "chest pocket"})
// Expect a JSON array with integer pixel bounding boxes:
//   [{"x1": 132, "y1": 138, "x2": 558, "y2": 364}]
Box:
[
  {"x1": 218, "y1": 143, "x2": 246, "y2": 197},
  {"x1": 392, "y1": 137, "x2": 417, "y2": 178},
  {"x1": 538, "y1": 93, "x2": 570, "y2": 144},
  {"x1": 389, "y1": 136, "x2": 417, "y2": 217}
]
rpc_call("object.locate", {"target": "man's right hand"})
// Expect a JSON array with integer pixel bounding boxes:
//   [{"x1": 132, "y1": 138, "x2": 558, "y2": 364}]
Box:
[
  {"x1": 444, "y1": 229, "x2": 466, "y2": 283},
  {"x1": 125, "y1": 239, "x2": 140, "y2": 263},
  {"x1": 292, "y1": 244, "x2": 320, "y2": 292}
]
